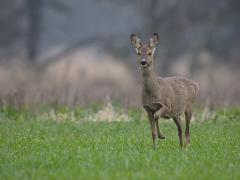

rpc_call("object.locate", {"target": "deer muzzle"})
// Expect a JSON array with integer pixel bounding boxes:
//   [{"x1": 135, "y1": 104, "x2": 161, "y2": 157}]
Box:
[{"x1": 140, "y1": 59, "x2": 147, "y2": 66}]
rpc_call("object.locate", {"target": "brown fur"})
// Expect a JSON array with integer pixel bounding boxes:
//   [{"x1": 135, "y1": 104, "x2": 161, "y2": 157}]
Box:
[{"x1": 130, "y1": 33, "x2": 199, "y2": 149}]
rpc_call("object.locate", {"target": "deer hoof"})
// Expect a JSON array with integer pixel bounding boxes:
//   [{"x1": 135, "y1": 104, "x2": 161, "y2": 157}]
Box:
[{"x1": 159, "y1": 135, "x2": 166, "y2": 139}]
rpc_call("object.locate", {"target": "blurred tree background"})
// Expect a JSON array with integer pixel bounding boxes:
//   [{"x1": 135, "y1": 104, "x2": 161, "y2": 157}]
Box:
[{"x1": 0, "y1": 0, "x2": 239, "y2": 107}]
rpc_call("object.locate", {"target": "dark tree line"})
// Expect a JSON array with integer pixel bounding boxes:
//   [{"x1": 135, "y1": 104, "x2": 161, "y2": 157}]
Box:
[
  {"x1": 0, "y1": 0, "x2": 69, "y2": 63},
  {"x1": 0, "y1": 0, "x2": 239, "y2": 70},
  {"x1": 138, "y1": 0, "x2": 240, "y2": 72}
]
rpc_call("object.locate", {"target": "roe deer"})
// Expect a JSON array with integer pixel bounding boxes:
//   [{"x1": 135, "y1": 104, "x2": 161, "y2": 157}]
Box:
[{"x1": 130, "y1": 33, "x2": 199, "y2": 149}]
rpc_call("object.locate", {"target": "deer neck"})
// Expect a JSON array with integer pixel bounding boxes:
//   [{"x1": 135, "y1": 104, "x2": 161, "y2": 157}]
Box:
[{"x1": 142, "y1": 66, "x2": 160, "y2": 95}]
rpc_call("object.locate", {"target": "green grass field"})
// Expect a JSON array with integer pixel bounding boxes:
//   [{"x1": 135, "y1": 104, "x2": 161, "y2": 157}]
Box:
[{"x1": 0, "y1": 106, "x2": 240, "y2": 180}]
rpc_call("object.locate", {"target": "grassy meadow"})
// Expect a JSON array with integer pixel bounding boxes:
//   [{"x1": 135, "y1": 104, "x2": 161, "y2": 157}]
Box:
[{"x1": 0, "y1": 105, "x2": 240, "y2": 180}]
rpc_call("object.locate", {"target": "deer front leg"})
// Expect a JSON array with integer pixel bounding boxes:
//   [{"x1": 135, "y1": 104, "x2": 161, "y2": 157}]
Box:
[
  {"x1": 146, "y1": 111, "x2": 157, "y2": 150},
  {"x1": 153, "y1": 106, "x2": 167, "y2": 120},
  {"x1": 156, "y1": 119, "x2": 165, "y2": 139},
  {"x1": 173, "y1": 116, "x2": 183, "y2": 147},
  {"x1": 153, "y1": 107, "x2": 167, "y2": 139}
]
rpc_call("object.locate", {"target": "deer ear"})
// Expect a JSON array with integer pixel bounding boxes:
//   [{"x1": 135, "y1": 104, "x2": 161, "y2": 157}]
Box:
[
  {"x1": 130, "y1": 33, "x2": 142, "y2": 49},
  {"x1": 149, "y1": 33, "x2": 159, "y2": 48}
]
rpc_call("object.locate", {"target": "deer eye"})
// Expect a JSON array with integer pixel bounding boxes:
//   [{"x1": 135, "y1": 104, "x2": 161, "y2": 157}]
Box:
[
  {"x1": 137, "y1": 52, "x2": 141, "y2": 56},
  {"x1": 148, "y1": 52, "x2": 152, "y2": 56}
]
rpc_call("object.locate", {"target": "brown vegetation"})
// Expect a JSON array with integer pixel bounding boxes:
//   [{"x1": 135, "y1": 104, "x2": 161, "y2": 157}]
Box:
[
  {"x1": 0, "y1": 47, "x2": 239, "y2": 109},
  {"x1": 0, "y1": 48, "x2": 140, "y2": 107}
]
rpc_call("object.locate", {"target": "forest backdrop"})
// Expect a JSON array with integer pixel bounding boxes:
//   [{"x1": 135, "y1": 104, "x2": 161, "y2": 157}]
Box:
[{"x1": 0, "y1": 0, "x2": 239, "y2": 108}]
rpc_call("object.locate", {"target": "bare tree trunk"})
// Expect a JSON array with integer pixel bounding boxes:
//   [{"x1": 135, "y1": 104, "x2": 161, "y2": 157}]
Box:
[
  {"x1": 26, "y1": 0, "x2": 43, "y2": 62},
  {"x1": 0, "y1": 0, "x2": 25, "y2": 59}
]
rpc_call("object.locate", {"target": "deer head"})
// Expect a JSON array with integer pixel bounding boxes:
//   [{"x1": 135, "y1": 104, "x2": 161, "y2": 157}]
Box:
[{"x1": 130, "y1": 33, "x2": 159, "y2": 69}]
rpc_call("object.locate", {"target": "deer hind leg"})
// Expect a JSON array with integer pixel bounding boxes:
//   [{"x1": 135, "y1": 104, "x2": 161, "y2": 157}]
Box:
[
  {"x1": 173, "y1": 116, "x2": 183, "y2": 147},
  {"x1": 185, "y1": 108, "x2": 192, "y2": 145}
]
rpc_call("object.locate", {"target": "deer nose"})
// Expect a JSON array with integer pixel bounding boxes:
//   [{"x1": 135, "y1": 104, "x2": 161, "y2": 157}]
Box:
[{"x1": 140, "y1": 59, "x2": 147, "y2": 66}]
